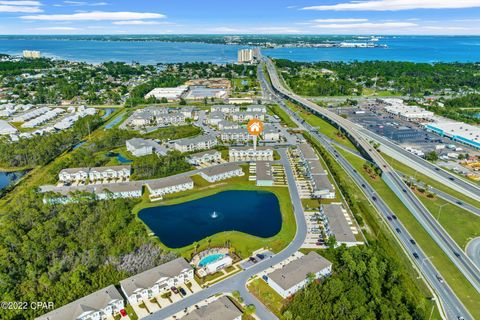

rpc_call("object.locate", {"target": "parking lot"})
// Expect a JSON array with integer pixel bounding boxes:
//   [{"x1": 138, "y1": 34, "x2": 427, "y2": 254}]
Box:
[{"x1": 240, "y1": 250, "x2": 274, "y2": 270}]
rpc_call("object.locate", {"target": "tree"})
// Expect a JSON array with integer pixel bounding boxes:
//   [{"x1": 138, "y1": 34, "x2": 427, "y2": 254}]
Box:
[
  {"x1": 232, "y1": 290, "x2": 243, "y2": 303},
  {"x1": 425, "y1": 151, "x2": 438, "y2": 162},
  {"x1": 245, "y1": 304, "x2": 256, "y2": 315}
]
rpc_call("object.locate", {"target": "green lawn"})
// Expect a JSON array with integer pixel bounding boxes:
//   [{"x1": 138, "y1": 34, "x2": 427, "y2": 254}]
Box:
[
  {"x1": 247, "y1": 278, "x2": 285, "y2": 317},
  {"x1": 268, "y1": 104, "x2": 298, "y2": 128},
  {"x1": 383, "y1": 154, "x2": 480, "y2": 209},
  {"x1": 337, "y1": 147, "x2": 480, "y2": 318},
  {"x1": 132, "y1": 173, "x2": 296, "y2": 260},
  {"x1": 286, "y1": 101, "x2": 357, "y2": 150}
]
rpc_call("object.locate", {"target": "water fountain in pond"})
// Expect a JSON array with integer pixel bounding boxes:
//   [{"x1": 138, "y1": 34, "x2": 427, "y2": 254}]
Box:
[{"x1": 210, "y1": 211, "x2": 219, "y2": 219}]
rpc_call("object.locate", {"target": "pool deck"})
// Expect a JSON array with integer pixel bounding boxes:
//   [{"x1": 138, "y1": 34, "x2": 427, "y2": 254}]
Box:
[{"x1": 191, "y1": 247, "x2": 230, "y2": 267}]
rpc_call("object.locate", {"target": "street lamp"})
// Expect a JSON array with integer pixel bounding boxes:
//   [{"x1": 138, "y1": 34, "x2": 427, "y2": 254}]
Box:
[{"x1": 435, "y1": 203, "x2": 448, "y2": 221}]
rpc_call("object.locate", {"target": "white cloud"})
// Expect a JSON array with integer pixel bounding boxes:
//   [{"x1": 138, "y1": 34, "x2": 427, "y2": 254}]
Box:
[
  {"x1": 313, "y1": 22, "x2": 417, "y2": 28},
  {"x1": 0, "y1": 0, "x2": 41, "y2": 12},
  {"x1": 314, "y1": 18, "x2": 369, "y2": 22},
  {"x1": 208, "y1": 26, "x2": 243, "y2": 33},
  {"x1": 254, "y1": 27, "x2": 301, "y2": 33},
  {"x1": 54, "y1": 1, "x2": 108, "y2": 7},
  {"x1": 113, "y1": 20, "x2": 161, "y2": 25},
  {"x1": 0, "y1": 1, "x2": 40, "y2": 4},
  {"x1": 21, "y1": 11, "x2": 166, "y2": 20},
  {"x1": 302, "y1": 0, "x2": 480, "y2": 11},
  {"x1": 34, "y1": 26, "x2": 79, "y2": 30}
]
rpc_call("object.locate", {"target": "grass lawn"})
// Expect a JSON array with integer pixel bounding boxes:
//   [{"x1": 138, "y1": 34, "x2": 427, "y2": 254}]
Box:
[
  {"x1": 247, "y1": 278, "x2": 285, "y2": 317},
  {"x1": 337, "y1": 147, "x2": 480, "y2": 318},
  {"x1": 132, "y1": 173, "x2": 296, "y2": 260},
  {"x1": 268, "y1": 104, "x2": 298, "y2": 128},
  {"x1": 285, "y1": 101, "x2": 357, "y2": 150},
  {"x1": 414, "y1": 193, "x2": 480, "y2": 249},
  {"x1": 383, "y1": 154, "x2": 480, "y2": 209}
]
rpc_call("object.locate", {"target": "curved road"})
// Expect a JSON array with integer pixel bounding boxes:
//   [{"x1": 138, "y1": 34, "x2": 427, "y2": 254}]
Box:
[
  {"x1": 466, "y1": 237, "x2": 480, "y2": 269},
  {"x1": 144, "y1": 149, "x2": 306, "y2": 320}
]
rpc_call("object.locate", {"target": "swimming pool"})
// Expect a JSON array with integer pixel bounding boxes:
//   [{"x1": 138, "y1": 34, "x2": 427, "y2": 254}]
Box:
[{"x1": 198, "y1": 254, "x2": 226, "y2": 267}]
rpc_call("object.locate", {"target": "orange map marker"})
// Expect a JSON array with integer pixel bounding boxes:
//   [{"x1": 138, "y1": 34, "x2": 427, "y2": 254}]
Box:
[{"x1": 247, "y1": 119, "x2": 264, "y2": 136}]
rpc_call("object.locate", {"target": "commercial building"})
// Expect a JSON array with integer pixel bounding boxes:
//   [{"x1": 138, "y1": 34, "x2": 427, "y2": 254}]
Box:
[
  {"x1": 126, "y1": 138, "x2": 164, "y2": 157},
  {"x1": 425, "y1": 120, "x2": 480, "y2": 150},
  {"x1": 321, "y1": 204, "x2": 359, "y2": 247},
  {"x1": 145, "y1": 176, "x2": 194, "y2": 200},
  {"x1": 382, "y1": 98, "x2": 434, "y2": 121},
  {"x1": 227, "y1": 97, "x2": 254, "y2": 105},
  {"x1": 220, "y1": 128, "x2": 251, "y2": 142},
  {"x1": 184, "y1": 87, "x2": 228, "y2": 100},
  {"x1": 181, "y1": 296, "x2": 242, "y2": 320},
  {"x1": 174, "y1": 134, "x2": 217, "y2": 153},
  {"x1": 199, "y1": 163, "x2": 244, "y2": 182},
  {"x1": 264, "y1": 251, "x2": 332, "y2": 298},
  {"x1": 120, "y1": 258, "x2": 194, "y2": 305},
  {"x1": 144, "y1": 86, "x2": 188, "y2": 101},
  {"x1": 0, "y1": 120, "x2": 18, "y2": 135},
  {"x1": 229, "y1": 146, "x2": 274, "y2": 162},
  {"x1": 187, "y1": 150, "x2": 221, "y2": 165},
  {"x1": 255, "y1": 161, "x2": 274, "y2": 186},
  {"x1": 237, "y1": 49, "x2": 254, "y2": 64},
  {"x1": 35, "y1": 285, "x2": 124, "y2": 320}
]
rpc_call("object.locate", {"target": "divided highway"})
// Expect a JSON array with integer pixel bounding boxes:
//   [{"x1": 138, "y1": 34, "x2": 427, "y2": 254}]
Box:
[{"x1": 260, "y1": 59, "x2": 475, "y2": 319}]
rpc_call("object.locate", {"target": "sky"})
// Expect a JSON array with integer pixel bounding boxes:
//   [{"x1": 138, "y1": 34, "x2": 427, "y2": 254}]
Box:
[{"x1": 1, "y1": 0, "x2": 480, "y2": 35}]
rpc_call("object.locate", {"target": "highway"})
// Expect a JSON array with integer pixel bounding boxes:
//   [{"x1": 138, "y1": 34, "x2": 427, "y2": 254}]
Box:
[
  {"x1": 260, "y1": 59, "x2": 474, "y2": 320},
  {"x1": 143, "y1": 148, "x2": 307, "y2": 320},
  {"x1": 358, "y1": 128, "x2": 480, "y2": 202}
]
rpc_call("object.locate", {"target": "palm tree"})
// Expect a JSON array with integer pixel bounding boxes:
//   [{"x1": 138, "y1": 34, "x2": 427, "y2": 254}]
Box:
[{"x1": 193, "y1": 242, "x2": 199, "y2": 255}]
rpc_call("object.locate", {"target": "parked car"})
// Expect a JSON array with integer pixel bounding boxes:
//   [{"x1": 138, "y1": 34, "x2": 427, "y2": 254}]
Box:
[
  {"x1": 249, "y1": 257, "x2": 258, "y2": 263},
  {"x1": 171, "y1": 286, "x2": 179, "y2": 294},
  {"x1": 256, "y1": 253, "x2": 265, "y2": 260},
  {"x1": 120, "y1": 309, "x2": 127, "y2": 317},
  {"x1": 179, "y1": 287, "x2": 187, "y2": 296}
]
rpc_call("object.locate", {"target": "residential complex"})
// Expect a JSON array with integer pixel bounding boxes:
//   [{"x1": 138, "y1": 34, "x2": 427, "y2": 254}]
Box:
[
  {"x1": 187, "y1": 150, "x2": 221, "y2": 165},
  {"x1": 35, "y1": 285, "x2": 124, "y2": 320},
  {"x1": 126, "y1": 138, "x2": 165, "y2": 157},
  {"x1": 58, "y1": 165, "x2": 131, "y2": 184},
  {"x1": 174, "y1": 134, "x2": 217, "y2": 152},
  {"x1": 199, "y1": 163, "x2": 244, "y2": 182},
  {"x1": 146, "y1": 176, "x2": 194, "y2": 200},
  {"x1": 181, "y1": 296, "x2": 242, "y2": 320},
  {"x1": 120, "y1": 258, "x2": 194, "y2": 305},
  {"x1": 237, "y1": 49, "x2": 254, "y2": 64},
  {"x1": 255, "y1": 161, "x2": 274, "y2": 186},
  {"x1": 321, "y1": 204, "x2": 359, "y2": 247},
  {"x1": 263, "y1": 251, "x2": 332, "y2": 298},
  {"x1": 229, "y1": 146, "x2": 274, "y2": 162}
]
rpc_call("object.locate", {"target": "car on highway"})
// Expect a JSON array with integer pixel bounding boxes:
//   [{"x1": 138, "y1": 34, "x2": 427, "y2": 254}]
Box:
[
  {"x1": 453, "y1": 251, "x2": 461, "y2": 258},
  {"x1": 449, "y1": 177, "x2": 455, "y2": 181},
  {"x1": 437, "y1": 275, "x2": 444, "y2": 283},
  {"x1": 387, "y1": 216, "x2": 392, "y2": 221},
  {"x1": 434, "y1": 167, "x2": 440, "y2": 171},
  {"x1": 395, "y1": 228, "x2": 401, "y2": 233},
  {"x1": 413, "y1": 252, "x2": 419, "y2": 259},
  {"x1": 456, "y1": 201, "x2": 463, "y2": 205},
  {"x1": 392, "y1": 215, "x2": 398, "y2": 220},
  {"x1": 372, "y1": 196, "x2": 377, "y2": 201},
  {"x1": 410, "y1": 239, "x2": 416, "y2": 245}
]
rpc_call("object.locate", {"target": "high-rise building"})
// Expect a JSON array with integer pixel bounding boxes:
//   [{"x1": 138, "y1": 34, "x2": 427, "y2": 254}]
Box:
[
  {"x1": 23, "y1": 50, "x2": 41, "y2": 58},
  {"x1": 237, "y1": 49, "x2": 254, "y2": 64}
]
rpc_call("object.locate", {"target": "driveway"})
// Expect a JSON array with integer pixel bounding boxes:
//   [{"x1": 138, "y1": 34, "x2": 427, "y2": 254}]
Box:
[{"x1": 131, "y1": 303, "x2": 150, "y2": 319}]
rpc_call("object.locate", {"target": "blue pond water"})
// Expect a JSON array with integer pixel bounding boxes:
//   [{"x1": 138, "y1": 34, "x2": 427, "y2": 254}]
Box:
[
  {"x1": 138, "y1": 190, "x2": 282, "y2": 248},
  {"x1": 0, "y1": 171, "x2": 26, "y2": 191}
]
